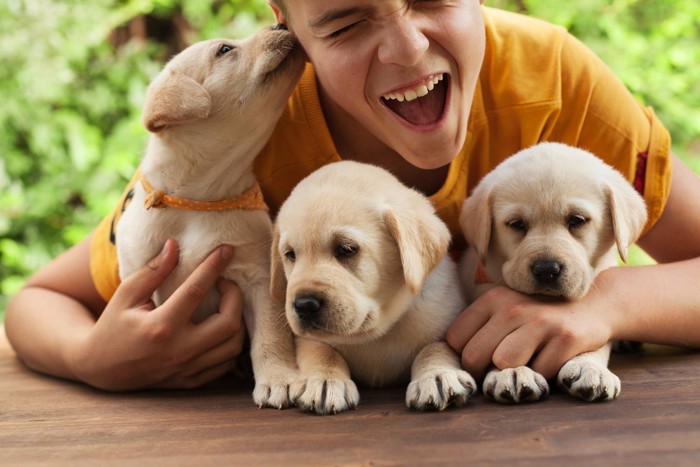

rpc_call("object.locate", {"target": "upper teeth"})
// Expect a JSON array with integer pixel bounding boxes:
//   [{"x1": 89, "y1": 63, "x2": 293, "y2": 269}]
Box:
[{"x1": 382, "y1": 74, "x2": 444, "y2": 102}]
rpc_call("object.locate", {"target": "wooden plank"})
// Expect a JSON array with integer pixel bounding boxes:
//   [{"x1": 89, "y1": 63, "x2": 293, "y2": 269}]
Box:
[{"x1": 1, "y1": 327, "x2": 699, "y2": 465}]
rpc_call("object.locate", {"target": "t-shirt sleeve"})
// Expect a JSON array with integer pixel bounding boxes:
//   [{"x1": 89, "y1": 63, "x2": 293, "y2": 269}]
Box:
[
  {"x1": 552, "y1": 33, "x2": 672, "y2": 232},
  {"x1": 89, "y1": 176, "x2": 137, "y2": 302}
]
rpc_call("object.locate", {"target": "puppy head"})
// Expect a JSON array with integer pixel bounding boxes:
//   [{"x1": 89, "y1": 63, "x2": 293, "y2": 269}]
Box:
[
  {"x1": 142, "y1": 25, "x2": 304, "y2": 133},
  {"x1": 271, "y1": 161, "x2": 451, "y2": 345},
  {"x1": 460, "y1": 143, "x2": 647, "y2": 298}
]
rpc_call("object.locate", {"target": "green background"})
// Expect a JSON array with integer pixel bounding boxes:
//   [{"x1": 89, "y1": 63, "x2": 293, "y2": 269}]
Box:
[{"x1": 1, "y1": 0, "x2": 698, "y2": 318}]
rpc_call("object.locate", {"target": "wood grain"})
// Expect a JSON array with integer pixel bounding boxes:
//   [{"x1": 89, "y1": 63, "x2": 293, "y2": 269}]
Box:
[{"x1": 1, "y1": 327, "x2": 699, "y2": 466}]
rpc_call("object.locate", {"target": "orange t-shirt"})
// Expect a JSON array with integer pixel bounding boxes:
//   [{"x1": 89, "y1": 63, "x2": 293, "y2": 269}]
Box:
[{"x1": 91, "y1": 7, "x2": 671, "y2": 301}]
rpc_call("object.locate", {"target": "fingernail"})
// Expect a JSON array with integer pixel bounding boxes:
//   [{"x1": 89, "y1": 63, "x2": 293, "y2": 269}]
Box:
[
  {"x1": 220, "y1": 245, "x2": 234, "y2": 260},
  {"x1": 161, "y1": 240, "x2": 170, "y2": 256}
]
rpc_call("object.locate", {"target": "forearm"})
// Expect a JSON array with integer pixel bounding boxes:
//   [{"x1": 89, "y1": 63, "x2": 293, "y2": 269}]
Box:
[
  {"x1": 5, "y1": 286, "x2": 96, "y2": 381},
  {"x1": 598, "y1": 257, "x2": 700, "y2": 347}
]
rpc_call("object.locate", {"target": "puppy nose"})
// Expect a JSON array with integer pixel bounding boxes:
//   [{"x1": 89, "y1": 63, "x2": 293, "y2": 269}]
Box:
[
  {"x1": 294, "y1": 294, "x2": 325, "y2": 321},
  {"x1": 531, "y1": 260, "x2": 562, "y2": 284}
]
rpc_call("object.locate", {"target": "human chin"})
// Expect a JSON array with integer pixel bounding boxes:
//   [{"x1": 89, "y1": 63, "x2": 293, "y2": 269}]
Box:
[{"x1": 393, "y1": 136, "x2": 461, "y2": 170}]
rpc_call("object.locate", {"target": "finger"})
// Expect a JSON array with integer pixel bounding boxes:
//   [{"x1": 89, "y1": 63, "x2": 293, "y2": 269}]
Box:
[
  {"x1": 115, "y1": 239, "x2": 180, "y2": 307},
  {"x1": 156, "y1": 358, "x2": 238, "y2": 390},
  {"x1": 186, "y1": 333, "x2": 246, "y2": 377},
  {"x1": 161, "y1": 244, "x2": 234, "y2": 323},
  {"x1": 445, "y1": 303, "x2": 490, "y2": 353},
  {"x1": 491, "y1": 325, "x2": 547, "y2": 370},
  {"x1": 459, "y1": 328, "x2": 502, "y2": 381},
  {"x1": 183, "y1": 278, "x2": 245, "y2": 357},
  {"x1": 530, "y1": 334, "x2": 580, "y2": 379}
]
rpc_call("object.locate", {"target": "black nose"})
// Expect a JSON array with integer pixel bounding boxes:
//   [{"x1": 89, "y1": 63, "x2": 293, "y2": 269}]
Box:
[
  {"x1": 531, "y1": 260, "x2": 562, "y2": 284},
  {"x1": 273, "y1": 23, "x2": 288, "y2": 31},
  {"x1": 294, "y1": 294, "x2": 324, "y2": 322}
]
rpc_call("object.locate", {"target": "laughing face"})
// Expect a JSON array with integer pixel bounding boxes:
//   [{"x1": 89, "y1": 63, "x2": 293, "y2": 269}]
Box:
[{"x1": 271, "y1": 0, "x2": 486, "y2": 170}]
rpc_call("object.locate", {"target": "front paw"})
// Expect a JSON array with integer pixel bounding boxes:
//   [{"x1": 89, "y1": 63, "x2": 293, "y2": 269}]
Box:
[
  {"x1": 483, "y1": 367, "x2": 549, "y2": 404},
  {"x1": 291, "y1": 374, "x2": 360, "y2": 415},
  {"x1": 253, "y1": 368, "x2": 299, "y2": 409},
  {"x1": 557, "y1": 359, "x2": 620, "y2": 401},
  {"x1": 406, "y1": 368, "x2": 476, "y2": 411}
]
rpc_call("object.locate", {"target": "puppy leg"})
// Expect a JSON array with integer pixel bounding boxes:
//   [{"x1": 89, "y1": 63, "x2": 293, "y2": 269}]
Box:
[
  {"x1": 246, "y1": 287, "x2": 299, "y2": 409},
  {"x1": 483, "y1": 366, "x2": 549, "y2": 403},
  {"x1": 557, "y1": 342, "x2": 621, "y2": 401},
  {"x1": 291, "y1": 337, "x2": 360, "y2": 415},
  {"x1": 406, "y1": 342, "x2": 476, "y2": 411}
]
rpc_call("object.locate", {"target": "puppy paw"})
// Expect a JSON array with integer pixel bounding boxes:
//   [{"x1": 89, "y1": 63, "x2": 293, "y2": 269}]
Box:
[
  {"x1": 253, "y1": 374, "x2": 297, "y2": 410},
  {"x1": 483, "y1": 367, "x2": 549, "y2": 404},
  {"x1": 558, "y1": 360, "x2": 620, "y2": 401},
  {"x1": 406, "y1": 368, "x2": 476, "y2": 411},
  {"x1": 291, "y1": 375, "x2": 360, "y2": 415}
]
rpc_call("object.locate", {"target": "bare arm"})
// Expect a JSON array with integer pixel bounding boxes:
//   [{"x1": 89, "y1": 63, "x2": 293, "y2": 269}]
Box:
[
  {"x1": 5, "y1": 234, "x2": 247, "y2": 390},
  {"x1": 447, "y1": 155, "x2": 700, "y2": 379},
  {"x1": 5, "y1": 233, "x2": 105, "y2": 380}
]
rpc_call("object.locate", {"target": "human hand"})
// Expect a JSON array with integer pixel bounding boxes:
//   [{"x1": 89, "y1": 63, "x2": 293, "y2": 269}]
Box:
[
  {"x1": 445, "y1": 285, "x2": 613, "y2": 381},
  {"x1": 72, "y1": 239, "x2": 246, "y2": 390}
]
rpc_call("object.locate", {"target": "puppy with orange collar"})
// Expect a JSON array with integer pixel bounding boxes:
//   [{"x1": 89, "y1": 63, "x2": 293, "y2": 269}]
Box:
[{"x1": 116, "y1": 26, "x2": 304, "y2": 408}]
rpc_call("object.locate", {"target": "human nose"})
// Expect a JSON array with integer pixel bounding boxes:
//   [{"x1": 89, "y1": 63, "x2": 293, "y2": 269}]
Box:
[{"x1": 377, "y1": 15, "x2": 429, "y2": 66}]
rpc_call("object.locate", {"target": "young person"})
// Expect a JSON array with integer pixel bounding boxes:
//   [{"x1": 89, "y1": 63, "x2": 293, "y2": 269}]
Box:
[{"x1": 6, "y1": 0, "x2": 700, "y2": 390}]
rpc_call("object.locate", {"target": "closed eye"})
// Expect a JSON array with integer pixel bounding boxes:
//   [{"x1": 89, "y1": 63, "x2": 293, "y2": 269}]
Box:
[{"x1": 328, "y1": 21, "x2": 361, "y2": 39}]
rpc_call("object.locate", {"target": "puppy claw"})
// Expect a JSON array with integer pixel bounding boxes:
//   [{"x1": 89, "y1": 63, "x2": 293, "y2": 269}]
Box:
[
  {"x1": 406, "y1": 369, "x2": 475, "y2": 411},
  {"x1": 293, "y1": 375, "x2": 359, "y2": 415},
  {"x1": 253, "y1": 382, "x2": 296, "y2": 410},
  {"x1": 557, "y1": 360, "x2": 620, "y2": 402},
  {"x1": 483, "y1": 367, "x2": 549, "y2": 404}
]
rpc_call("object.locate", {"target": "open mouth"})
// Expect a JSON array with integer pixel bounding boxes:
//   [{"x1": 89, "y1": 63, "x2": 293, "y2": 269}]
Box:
[{"x1": 381, "y1": 73, "x2": 448, "y2": 126}]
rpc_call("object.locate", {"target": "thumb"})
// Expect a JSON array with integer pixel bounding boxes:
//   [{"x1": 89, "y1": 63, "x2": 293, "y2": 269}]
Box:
[{"x1": 116, "y1": 239, "x2": 180, "y2": 306}]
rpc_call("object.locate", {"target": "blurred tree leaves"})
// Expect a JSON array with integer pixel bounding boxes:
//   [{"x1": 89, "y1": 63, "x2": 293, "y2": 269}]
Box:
[
  {"x1": 0, "y1": 0, "x2": 273, "y2": 313},
  {"x1": 1, "y1": 0, "x2": 698, "y2": 314}
]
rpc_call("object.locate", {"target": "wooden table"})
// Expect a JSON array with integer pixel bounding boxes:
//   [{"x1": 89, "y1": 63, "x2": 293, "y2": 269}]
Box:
[{"x1": 2, "y1": 326, "x2": 700, "y2": 466}]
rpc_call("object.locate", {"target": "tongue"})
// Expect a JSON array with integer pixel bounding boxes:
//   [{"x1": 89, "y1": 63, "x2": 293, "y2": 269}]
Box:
[{"x1": 383, "y1": 79, "x2": 446, "y2": 126}]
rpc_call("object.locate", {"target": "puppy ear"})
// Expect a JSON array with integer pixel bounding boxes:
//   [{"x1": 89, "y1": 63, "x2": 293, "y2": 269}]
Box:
[
  {"x1": 384, "y1": 206, "x2": 451, "y2": 294},
  {"x1": 604, "y1": 182, "x2": 648, "y2": 263},
  {"x1": 142, "y1": 69, "x2": 211, "y2": 132},
  {"x1": 459, "y1": 184, "x2": 493, "y2": 265},
  {"x1": 269, "y1": 226, "x2": 288, "y2": 302}
]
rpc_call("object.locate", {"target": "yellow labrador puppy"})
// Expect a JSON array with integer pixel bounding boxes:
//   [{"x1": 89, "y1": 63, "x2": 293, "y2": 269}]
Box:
[
  {"x1": 271, "y1": 161, "x2": 476, "y2": 414},
  {"x1": 459, "y1": 142, "x2": 647, "y2": 403},
  {"x1": 116, "y1": 26, "x2": 304, "y2": 408}
]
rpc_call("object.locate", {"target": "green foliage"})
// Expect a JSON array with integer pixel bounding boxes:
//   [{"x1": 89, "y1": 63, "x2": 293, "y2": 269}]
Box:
[
  {"x1": 0, "y1": 0, "x2": 273, "y2": 314},
  {"x1": 489, "y1": 0, "x2": 700, "y2": 163},
  {"x1": 1, "y1": 1, "x2": 698, "y2": 317}
]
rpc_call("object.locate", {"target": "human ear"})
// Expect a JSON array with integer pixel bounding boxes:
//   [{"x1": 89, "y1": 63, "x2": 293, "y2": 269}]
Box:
[{"x1": 268, "y1": 1, "x2": 287, "y2": 26}]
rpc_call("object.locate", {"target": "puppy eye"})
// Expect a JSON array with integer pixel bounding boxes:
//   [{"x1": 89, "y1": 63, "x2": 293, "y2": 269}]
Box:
[
  {"x1": 507, "y1": 219, "x2": 527, "y2": 233},
  {"x1": 334, "y1": 243, "x2": 359, "y2": 260},
  {"x1": 568, "y1": 215, "x2": 588, "y2": 229},
  {"x1": 283, "y1": 249, "x2": 296, "y2": 262},
  {"x1": 216, "y1": 44, "x2": 234, "y2": 57}
]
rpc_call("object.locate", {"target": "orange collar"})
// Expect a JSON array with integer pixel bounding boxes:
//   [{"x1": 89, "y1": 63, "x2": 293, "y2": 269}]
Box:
[
  {"x1": 474, "y1": 262, "x2": 493, "y2": 284},
  {"x1": 139, "y1": 174, "x2": 268, "y2": 212}
]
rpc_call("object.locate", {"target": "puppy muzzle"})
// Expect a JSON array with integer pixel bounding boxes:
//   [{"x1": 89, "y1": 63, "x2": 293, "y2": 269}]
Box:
[{"x1": 293, "y1": 292, "x2": 326, "y2": 328}]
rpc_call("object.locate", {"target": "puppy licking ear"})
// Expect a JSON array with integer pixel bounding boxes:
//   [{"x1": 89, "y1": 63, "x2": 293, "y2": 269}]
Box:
[
  {"x1": 604, "y1": 180, "x2": 647, "y2": 263},
  {"x1": 142, "y1": 69, "x2": 212, "y2": 132},
  {"x1": 459, "y1": 182, "x2": 493, "y2": 266},
  {"x1": 383, "y1": 202, "x2": 451, "y2": 295}
]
